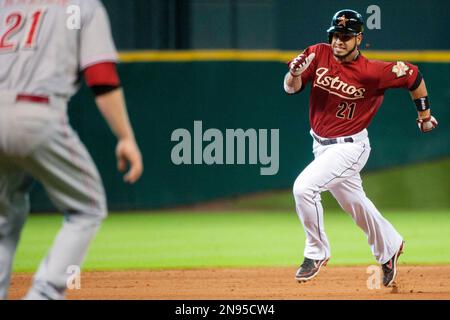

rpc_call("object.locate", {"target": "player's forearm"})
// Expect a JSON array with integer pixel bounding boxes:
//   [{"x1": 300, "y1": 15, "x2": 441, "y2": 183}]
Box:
[
  {"x1": 284, "y1": 72, "x2": 303, "y2": 93},
  {"x1": 409, "y1": 79, "x2": 430, "y2": 119},
  {"x1": 409, "y1": 78, "x2": 438, "y2": 132},
  {"x1": 95, "y1": 88, "x2": 136, "y2": 141}
]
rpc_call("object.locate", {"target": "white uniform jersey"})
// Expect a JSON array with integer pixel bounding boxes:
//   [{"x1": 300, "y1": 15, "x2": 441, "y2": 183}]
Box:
[{"x1": 0, "y1": 0, "x2": 118, "y2": 98}]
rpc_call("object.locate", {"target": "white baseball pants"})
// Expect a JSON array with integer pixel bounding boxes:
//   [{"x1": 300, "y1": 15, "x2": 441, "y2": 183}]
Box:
[
  {"x1": 293, "y1": 129, "x2": 403, "y2": 264},
  {"x1": 0, "y1": 92, "x2": 107, "y2": 300}
]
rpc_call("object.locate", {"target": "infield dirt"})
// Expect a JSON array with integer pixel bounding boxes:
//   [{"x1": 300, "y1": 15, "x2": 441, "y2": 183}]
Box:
[{"x1": 9, "y1": 265, "x2": 450, "y2": 300}]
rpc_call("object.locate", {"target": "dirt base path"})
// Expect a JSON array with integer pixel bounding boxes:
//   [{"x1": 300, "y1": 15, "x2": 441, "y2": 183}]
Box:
[{"x1": 9, "y1": 265, "x2": 450, "y2": 300}]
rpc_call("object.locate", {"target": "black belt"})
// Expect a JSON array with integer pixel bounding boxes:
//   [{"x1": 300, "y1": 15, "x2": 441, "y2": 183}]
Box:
[{"x1": 313, "y1": 135, "x2": 354, "y2": 146}]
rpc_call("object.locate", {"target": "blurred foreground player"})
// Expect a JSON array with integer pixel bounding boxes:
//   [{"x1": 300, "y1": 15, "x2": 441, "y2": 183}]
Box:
[{"x1": 0, "y1": 0, "x2": 143, "y2": 299}]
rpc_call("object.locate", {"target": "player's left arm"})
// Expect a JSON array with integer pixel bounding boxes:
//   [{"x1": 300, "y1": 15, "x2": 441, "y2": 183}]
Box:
[
  {"x1": 95, "y1": 88, "x2": 143, "y2": 184},
  {"x1": 378, "y1": 61, "x2": 437, "y2": 133},
  {"x1": 409, "y1": 78, "x2": 438, "y2": 133},
  {"x1": 84, "y1": 63, "x2": 143, "y2": 184},
  {"x1": 80, "y1": 2, "x2": 143, "y2": 184}
]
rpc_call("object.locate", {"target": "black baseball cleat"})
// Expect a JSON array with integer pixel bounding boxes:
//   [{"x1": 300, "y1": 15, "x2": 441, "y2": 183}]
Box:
[
  {"x1": 382, "y1": 241, "x2": 405, "y2": 287},
  {"x1": 295, "y1": 257, "x2": 329, "y2": 283}
]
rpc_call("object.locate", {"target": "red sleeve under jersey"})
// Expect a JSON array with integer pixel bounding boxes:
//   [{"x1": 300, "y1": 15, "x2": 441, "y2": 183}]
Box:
[
  {"x1": 375, "y1": 60, "x2": 420, "y2": 92},
  {"x1": 84, "y1": 62, "x2": 120, "y2": 87}
]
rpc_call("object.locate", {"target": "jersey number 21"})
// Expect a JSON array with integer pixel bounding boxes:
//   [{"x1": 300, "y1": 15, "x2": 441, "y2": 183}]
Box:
[
  {"x1": 336, "y1": 102, "x2": 356, "y2": 120},
  {"x1": 0, "y1": 10, "x2": 46, "y2": 53}
]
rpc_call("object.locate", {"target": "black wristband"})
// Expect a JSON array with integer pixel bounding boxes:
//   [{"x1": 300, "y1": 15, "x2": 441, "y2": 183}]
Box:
[{"x1": 414, "y1": 96, "x2": 430, "y2": 112}]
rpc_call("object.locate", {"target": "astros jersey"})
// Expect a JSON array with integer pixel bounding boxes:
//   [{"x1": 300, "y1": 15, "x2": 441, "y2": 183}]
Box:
[
  {"x1": 0, "y1": 0, "x2": 118, "y2": 98},
  {"x1": 297, "y1": 43, "x2": 420, "y2": 138}
]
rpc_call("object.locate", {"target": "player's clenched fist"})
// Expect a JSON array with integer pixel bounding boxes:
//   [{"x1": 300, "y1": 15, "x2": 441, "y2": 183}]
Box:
[
  {"x1": 289, "y1": 53, "x2": 315, "y2": 77},
  {"x1": 116, "y1": 138, "x2": 143, "y2": 183},
  {"x1": 417, "y1": 115, "x2": 438, "y2": 133}
]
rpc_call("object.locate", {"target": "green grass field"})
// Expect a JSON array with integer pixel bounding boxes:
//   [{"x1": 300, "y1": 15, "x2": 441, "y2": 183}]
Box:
[
  {"x1": 13, "y1": 209, "x2": 450, "y2": 272},
  {"x1": 13, "y1": 158, "x2": 449, "y2": 272}
]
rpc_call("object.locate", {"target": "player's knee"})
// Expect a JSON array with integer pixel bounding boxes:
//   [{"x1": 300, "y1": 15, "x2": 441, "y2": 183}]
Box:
[
  {"x1": 77, "y1": 204, "x2": 107, "y2": 228},
  {"x1": 292, "y1": 180, "x2": 314, "y2": 203},
  {"x1": 77, "y1": 191, "x2": 108, "y2": 224},
  {"x1": 337, "y1": 195, "x2": 366, "y2": 216}
]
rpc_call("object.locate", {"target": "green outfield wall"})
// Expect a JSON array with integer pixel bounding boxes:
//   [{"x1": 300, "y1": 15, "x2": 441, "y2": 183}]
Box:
[{"x1": 29, "y1": 60, "x2": 450, "y2": 211}]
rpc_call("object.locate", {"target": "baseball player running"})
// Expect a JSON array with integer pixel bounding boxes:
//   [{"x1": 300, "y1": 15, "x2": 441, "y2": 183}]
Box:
[
  {"x1": 0, "y1": 0, "x2": 143, "y2": 299},
  {"x1": 284, "y1": 9, "x2": 437, "y2": 287}
]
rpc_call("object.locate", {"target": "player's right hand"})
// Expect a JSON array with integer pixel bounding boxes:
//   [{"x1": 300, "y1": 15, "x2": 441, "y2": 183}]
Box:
[
  {"x1": 116, "y1": 138, "x2": 143, "y2": 183},
  {"x1": 289, "y1": 52, "x2": 315, "y2": 77},
  {"x1": 417, "y1": 115, "x2": 438, "y2": 133}
]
